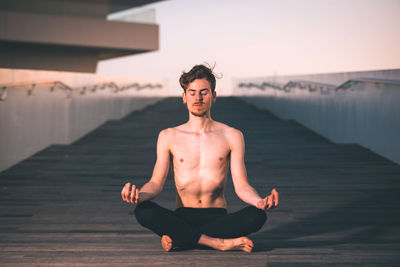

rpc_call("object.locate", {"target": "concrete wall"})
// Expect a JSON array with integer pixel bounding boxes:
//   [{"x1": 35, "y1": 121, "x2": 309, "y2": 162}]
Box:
[
  {"x1": 234, "y1": 69, "x2": 400, "y2": 165},
  {"x1": 0, "y1": 68, "x2": 167, "y2": 172}
]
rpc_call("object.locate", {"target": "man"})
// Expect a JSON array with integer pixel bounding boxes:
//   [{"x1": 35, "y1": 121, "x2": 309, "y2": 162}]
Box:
[{"x1": 121, "y1": 64, "x2": 279, "y2": 253}]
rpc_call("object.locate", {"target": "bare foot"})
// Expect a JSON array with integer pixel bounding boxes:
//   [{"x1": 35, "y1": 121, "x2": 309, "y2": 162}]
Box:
[
  {"x1": 219, "y1": 237, "x2": 254, "y2": 253},
  {"x1": 161, "y1": 235, "x2": 173, "y2": 252},
  {"x1": 199, "y1": 235, "x2": 254, "y2": 253}
]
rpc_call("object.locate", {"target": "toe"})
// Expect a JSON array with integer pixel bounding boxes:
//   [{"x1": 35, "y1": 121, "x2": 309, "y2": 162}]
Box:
[{"x1": 161, "y1": 235, "x2": 173, "y2": 252}]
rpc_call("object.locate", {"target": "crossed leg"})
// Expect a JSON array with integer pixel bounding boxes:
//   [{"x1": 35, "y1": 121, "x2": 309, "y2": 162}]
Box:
[{"x1": 134, "y1": 201, "x2": 266, "y2": 252}]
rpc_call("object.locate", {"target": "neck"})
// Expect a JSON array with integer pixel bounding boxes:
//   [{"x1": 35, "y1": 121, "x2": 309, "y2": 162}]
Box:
[{"x1": 187, "y1": 112, "x2": 213, "y2": 133}]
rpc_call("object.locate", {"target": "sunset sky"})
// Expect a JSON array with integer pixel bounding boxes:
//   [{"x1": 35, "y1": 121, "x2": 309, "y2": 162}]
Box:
[{"x1": 97, "y1": 0, "x2": 400, "y2": 95}]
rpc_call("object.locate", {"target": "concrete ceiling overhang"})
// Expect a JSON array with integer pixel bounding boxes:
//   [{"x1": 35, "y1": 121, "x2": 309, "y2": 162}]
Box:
[
  {"x1": 0, "y1": 0, "x2": 165, "y2": 72},
  {"x1": 0, "y1": 0, "x2": 166, "y2": 18},
  {"x1": 109, "y1": 0, "x2": 167, "y2": 14}
]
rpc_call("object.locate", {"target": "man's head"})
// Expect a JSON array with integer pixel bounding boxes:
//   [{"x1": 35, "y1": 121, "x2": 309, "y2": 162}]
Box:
[
  {"x1": 180, "y1": 64, "x2": 218, "y2": 117},
  {"x1": 179, "y1": 64, "x2": 216, "y2": 93}
]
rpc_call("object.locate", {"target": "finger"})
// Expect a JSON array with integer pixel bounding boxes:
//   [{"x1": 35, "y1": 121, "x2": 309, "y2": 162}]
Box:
[
  {"x1": 121, "y1": 182, "x2": 130, "y2": 202},
  {"x1": 121, "y1": 187, "x2": 125, "y2": 201},
  {"x1": 269, "y1": 189, "x2": 278, "y2": 208},
  {"x1": 273, "y1": 190, "x2": 279, "y2": 207},
  {"x1": 249, "y1": 239, "x2": 254, "y2": 248},
  {"x1": 125, "y1": 183, "x2": 132, "y2": 202},
  {"x1": 266, "y1": 195, "x2": 273, "y2": 209},
  {"x1": 134, "y1": 188, "x2": 140, "y2": 204},
  {"x1": 263, "y1": 196, "x2": 269, "y2": 209},
  {"x1": 130, "y1": 185, "x2": 136, "y2": 203},
  {"x1": 270, "y1": 193, "x2": 277, "y2": 209}
]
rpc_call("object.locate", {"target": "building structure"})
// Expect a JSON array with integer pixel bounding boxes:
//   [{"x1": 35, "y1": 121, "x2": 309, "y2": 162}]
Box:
[{"x1": 0, "y1": 0, "x2": 163, "y2": 72}]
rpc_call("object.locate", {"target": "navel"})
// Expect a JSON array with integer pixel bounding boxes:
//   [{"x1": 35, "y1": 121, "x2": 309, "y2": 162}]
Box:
[{"x1": 198, "y1": 200, "x2": 202, "y2": 204}]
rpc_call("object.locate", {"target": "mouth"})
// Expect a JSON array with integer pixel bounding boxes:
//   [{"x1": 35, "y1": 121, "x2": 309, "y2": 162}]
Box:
[{"x1": 193, "y1": 103, "x2": 204, "y2": 107}]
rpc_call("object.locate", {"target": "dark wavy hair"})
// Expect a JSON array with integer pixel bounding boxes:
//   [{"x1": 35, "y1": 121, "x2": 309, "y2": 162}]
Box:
[{"x1": 179, "y1": 64, "x2": 217, "y2": 93}]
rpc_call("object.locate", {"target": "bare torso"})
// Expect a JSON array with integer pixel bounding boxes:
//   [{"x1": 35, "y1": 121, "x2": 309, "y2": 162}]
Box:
[{"x1": 169, "y1": 121, "x2": 232, "y2": 208}]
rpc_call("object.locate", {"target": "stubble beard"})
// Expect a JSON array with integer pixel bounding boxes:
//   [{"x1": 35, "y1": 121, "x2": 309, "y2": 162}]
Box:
[
  {"x1": 189, "y1": 102, "x2": 209, "y2": 117},
  {"x1": 190, "y1": 110, "x2": 207, "y2": 117}
]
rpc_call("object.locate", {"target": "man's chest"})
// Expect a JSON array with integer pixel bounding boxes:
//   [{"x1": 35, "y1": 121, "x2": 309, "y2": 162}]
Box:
[{"x1": 170, "y1": 133, "x2": 230, "y2": 166}]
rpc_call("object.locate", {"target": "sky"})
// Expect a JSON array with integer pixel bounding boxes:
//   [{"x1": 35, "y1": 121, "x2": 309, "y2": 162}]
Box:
[{"x1": 97, "y1": 0, "x2": 400, "y2": 96}]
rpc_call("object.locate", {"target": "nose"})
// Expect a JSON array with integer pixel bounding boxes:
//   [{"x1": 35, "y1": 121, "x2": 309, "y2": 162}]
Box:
[{"x1": 195, "y1": 92, "x2": 203, "y2": 101}]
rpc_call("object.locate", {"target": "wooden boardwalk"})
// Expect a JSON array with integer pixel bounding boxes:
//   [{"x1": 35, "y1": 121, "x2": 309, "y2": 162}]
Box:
[{"x1": 1, "y1": 97, "x2": 400, "y2": 266}]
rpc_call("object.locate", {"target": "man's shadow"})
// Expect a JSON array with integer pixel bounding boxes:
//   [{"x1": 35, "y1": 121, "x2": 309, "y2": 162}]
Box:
[{"x1": 251, "y1": 187, "x2": 400, "y2": 252}]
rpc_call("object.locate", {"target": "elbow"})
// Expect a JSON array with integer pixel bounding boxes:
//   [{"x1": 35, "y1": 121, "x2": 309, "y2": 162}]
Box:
[
  {"x1": 154, "y1": 185, "x2": 163, "y2": 196},
  {"x1": 234, "y1": 188, "x2": 245, "y2": 200}
]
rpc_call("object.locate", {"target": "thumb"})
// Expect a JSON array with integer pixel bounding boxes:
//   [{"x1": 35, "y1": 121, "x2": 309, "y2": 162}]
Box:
[{"x1": 257, "y1": 197, "x2": 267, "y2": 209}]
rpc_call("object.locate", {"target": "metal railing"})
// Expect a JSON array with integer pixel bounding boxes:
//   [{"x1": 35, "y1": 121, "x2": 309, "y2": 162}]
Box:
[
  {"x1": 0, "y1": 80, "x2": 163, "y2": 101},
  {"x1": 238, "y1": 78, "x2": 400, "y2": 94},
  {"x1": 336, "y1": 78, "x2": 400, "y2": 90}
]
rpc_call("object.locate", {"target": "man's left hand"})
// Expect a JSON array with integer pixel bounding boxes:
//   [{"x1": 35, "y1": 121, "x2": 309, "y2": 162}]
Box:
[{"x1": 257, "y1": 188, "x2": 279, "y2": 210}]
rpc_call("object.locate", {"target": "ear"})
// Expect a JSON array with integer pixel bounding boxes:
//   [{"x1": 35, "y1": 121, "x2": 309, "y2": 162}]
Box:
[
  {"x1": 212, "y1": 91, "x2": 217, "y2": 103},
  {"x1": 182, "y1": 92, "x2": 187, "y2": 103}
]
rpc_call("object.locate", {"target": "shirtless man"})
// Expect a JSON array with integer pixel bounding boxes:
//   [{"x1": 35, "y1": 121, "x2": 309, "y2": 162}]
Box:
[{"x1": 121, "y1": 64, "x2": 279, "y2": 253}]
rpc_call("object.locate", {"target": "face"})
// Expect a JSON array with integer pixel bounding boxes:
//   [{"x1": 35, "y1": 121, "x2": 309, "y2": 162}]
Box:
[{"x1": 182, "y1": 78, "x2": 216, "y2": 117}]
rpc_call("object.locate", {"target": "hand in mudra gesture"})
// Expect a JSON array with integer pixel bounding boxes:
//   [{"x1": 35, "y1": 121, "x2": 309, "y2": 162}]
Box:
[
  {"x1": 121, "y1": 182, "x2": 140, "y2": 204},
  {"x1": 256, "y1": 188, "x2": 279, "y2": 210}
]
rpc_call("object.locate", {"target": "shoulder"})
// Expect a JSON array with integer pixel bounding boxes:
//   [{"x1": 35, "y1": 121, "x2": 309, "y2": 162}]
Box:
[
  {"x1": 160, "y1": 123, "x2": 185, "y2": 135},
  {"x1": 214, "y1": 122, "x2": 244, "y2": 143},
  {"x1": 217, "y1": 122, "x2": 243, "y2": 138},
  {"x1": 221, "y1": 125, "x2": 244, "y2": 152},
  {"x1": 159, "y1": 128, "x2": 170, "y2": 137},
  {"x1": 158, "y1": 124, "x2": 186, "y2": 141},
  {"x1": 158, "y1": 127, "x2": 175, "y2": 144},
  {"x1": 160, "y1": 127, "x2": 172, "y2": 135}
]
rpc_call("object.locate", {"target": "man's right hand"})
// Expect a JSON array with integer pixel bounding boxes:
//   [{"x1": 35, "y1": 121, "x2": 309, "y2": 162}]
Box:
[
  {"x1": 256, "y1": 188, "x2": 279, "y2": 210},
  {"x1": 121, "y1": 182, "x2": 140, "y2": 204}
]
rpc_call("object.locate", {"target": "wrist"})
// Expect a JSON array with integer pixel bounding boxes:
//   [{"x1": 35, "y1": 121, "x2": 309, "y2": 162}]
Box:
[{"x1": 255, "y1": 198, "x2": 264, "y2": 209}]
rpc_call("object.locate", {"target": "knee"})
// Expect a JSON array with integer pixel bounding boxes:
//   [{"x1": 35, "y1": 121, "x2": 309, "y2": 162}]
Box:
[
  {"x1": 134, "y1": 201, "x2": 157, "y2": 226},
  {"x1": 245, "y1": 206, "x2": 267, "y2": 232}
]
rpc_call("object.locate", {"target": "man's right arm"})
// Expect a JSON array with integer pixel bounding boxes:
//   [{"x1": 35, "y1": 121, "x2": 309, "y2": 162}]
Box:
[{"x1": 121, "y1": 129, "x2": 171, "y2": 204}]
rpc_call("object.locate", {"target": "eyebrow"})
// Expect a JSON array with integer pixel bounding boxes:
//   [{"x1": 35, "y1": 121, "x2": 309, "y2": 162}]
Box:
[{"x1": 188, "y1": 88, "x2": 209, "y2": 91}]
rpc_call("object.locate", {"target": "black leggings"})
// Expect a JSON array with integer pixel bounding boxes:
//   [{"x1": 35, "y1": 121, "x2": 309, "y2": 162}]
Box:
[{"x1": 134, "y1": 201, "x2": 267, "y2": 247}]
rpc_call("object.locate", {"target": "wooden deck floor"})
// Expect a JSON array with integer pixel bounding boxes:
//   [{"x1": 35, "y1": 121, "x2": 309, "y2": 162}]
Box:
[{"x1": 1, "y1": 97, "x2": 400, "y2": 266}]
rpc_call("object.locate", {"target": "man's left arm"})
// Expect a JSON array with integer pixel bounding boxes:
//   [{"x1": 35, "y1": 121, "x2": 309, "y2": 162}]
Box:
[{"x1": 229, "y1": 129, "x2": 279, "y2": 210}]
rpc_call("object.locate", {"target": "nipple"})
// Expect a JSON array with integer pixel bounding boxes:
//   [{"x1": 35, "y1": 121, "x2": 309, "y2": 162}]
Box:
[
  {"x1": 219, "y1": 157, "x2": 223, "y2": 161},
  {"x1": 180, "y1": 158, "x2": 184, "y2": 163}
]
